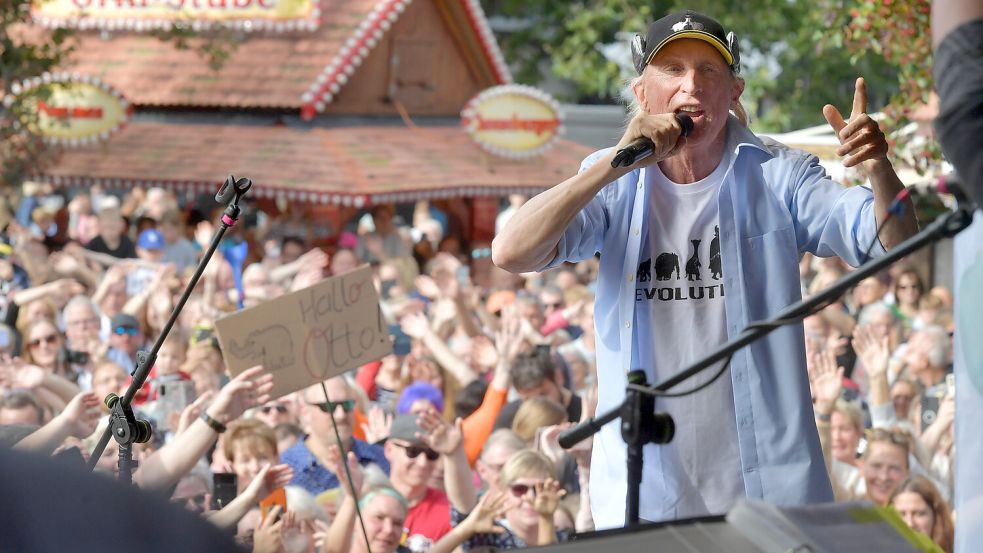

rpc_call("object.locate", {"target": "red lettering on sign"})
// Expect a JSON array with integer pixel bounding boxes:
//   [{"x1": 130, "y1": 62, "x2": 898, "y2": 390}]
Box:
[
  {"x1": 472, "y1": 113, "x2": 560, "y2": 136},
  {"x1": 38, "y1": 100, "x2": 104, "y2": 120}
]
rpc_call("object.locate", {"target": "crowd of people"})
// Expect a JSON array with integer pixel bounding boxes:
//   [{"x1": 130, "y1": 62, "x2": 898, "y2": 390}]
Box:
[{"x1": 0, "y1": 182, "x2": 957, "y2": 552}]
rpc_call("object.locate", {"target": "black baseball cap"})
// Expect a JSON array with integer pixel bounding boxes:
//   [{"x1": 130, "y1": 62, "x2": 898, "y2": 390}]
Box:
[{"x1": 632, "y1": 10, "x2": 739, "y2": 74}]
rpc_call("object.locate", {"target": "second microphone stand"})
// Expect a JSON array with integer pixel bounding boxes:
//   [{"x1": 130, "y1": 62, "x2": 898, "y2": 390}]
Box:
[{"x1": 87, "y1": 175, "x2": 253, "y2": 482}]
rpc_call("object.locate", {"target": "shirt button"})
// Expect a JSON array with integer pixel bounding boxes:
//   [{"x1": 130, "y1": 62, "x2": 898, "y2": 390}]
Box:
[
  {"x1": 625, "y1": 321, "x2": 631, "y2": 328},
  {"x1": 628, "y1": 273, "x2": 634, "y2": 282},
  {"x1": 633, "y1": 228, "x2": 640, "y2": 236},
  {"x1": 637, "y1": 182, "x2": 643, "y2": 189}
]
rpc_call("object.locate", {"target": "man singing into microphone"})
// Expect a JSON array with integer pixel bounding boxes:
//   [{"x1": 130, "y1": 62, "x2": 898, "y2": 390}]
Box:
[{"x1": 492, "y1": 10, "x2": 917, "y2": 528}]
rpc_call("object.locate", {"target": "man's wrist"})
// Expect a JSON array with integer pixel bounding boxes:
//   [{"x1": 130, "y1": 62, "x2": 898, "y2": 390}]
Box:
[{"x1": 863, "y1": 156, "x2": 894, "y2": 177}]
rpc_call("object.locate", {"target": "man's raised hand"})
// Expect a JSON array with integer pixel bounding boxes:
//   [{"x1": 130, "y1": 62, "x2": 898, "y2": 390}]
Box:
[{"x1": 823, "y1": 77, "x2": 890, "y2": 170}]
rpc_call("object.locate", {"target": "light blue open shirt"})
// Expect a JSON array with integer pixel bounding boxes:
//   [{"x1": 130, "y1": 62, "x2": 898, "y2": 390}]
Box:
[{"x1": 543, "y1": 116, "x2": 887, "y2": 528}]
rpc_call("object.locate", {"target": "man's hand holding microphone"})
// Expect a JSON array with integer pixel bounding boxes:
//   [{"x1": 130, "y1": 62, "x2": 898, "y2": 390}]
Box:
[{"x1": 611, "y1": 113, "x2": 695, "y2": 168}]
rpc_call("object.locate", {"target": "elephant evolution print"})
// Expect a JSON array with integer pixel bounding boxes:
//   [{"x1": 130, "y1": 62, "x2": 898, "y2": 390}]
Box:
[
  {"x1": 635, "y1": 225, "x2": 725, "y2": 303},
  {"x1": 654, "y1": 252, "x2": 680, "y2": 281},
  {"x1": 227, "y1": 325, "x2": 295, "y2": 371}
]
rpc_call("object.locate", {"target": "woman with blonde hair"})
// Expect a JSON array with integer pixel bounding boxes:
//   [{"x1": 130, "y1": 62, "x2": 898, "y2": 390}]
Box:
[
  {"x1": 432, "y1": 449, "x2": 569, "y2": 552},
  {"x1": 511, "y1": 397, "x2": 566, "y2": 443},
  {"x1": 20, "y1": 318, "x2": 72, "y2": 382},
  {"x1": 862, "y1": 427, "x2": 912, "y2": 506},
  {"x1": 890, "y1": 475, "x2": 954, "y2": 553}
]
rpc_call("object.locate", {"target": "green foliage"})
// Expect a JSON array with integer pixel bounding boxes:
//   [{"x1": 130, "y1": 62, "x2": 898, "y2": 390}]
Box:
[
  {"x1": 481, "y1": 0, "x2": 901, "y2": 133},
  {"x1": 824, "y1": 0, "x2": 938, "y2": 174},
  {"x1": 0, "y1": 0, "x2": 236, "y2": 188}
]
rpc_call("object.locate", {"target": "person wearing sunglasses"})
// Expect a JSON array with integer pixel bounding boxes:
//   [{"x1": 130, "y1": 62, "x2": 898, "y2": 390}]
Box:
[
  {"x1": 380, "y1": 413, "x2": 455, "y2": 552},
  {"x1": 890, "y1": 267, "x2": 925, "y2": 332},
  {"x1": 253, "y1": 398, "x2": 297, "y2": 429},
  {"x1": 21, "y1": 319, "x2": 70, "y2": 380},
  {"x1": 282, "y1": 376, "x2": 389, "y2": 496},
  {"x1": 106, "y1": 313, "x2": 145, "y2": 372},
  {"x1": 433, "y1": 449, "x2": 570, "y2": 552}
]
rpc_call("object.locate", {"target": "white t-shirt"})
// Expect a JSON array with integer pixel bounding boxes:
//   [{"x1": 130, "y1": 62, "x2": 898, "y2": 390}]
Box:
[{"x1": 633, "y1": 156, "x2": 744, "y2": 517}]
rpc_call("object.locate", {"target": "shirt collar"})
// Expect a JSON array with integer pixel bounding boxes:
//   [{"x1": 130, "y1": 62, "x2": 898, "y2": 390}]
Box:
[{"x1": 725, "y1": 114, "x2": 773, "y2": 158}]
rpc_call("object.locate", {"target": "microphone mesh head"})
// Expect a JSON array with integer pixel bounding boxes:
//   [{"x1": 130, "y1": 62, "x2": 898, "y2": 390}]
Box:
[{"x1": 675, "y1": 113, "x2": 695, "y2": 137}]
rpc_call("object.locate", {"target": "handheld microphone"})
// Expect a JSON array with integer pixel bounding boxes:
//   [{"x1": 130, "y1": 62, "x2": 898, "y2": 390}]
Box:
[{"x1": 611, "y1": 113, "x2": 694, "y2": 168}]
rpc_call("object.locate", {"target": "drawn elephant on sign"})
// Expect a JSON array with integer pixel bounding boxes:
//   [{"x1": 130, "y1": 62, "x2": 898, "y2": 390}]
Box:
[
  {"x1": 654, "y1": 252, "x2": 680, "y2": 281},
  {"x1": 227, "y1": 325, "x2": 295, "y2": 371}
]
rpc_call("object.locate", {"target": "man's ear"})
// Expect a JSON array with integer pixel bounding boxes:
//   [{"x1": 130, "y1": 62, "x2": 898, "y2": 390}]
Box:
[
  {"x1": 732, "y1": 76, "x2": 746, "y2": 103},
  {"x1": 632, "y1": 75, "x2": 649, "y2": 112}
]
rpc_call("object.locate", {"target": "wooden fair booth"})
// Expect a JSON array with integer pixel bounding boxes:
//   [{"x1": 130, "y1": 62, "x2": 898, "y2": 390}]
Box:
[{"x1": 25, "y1": 0, "x2": 593, "y2": 248}]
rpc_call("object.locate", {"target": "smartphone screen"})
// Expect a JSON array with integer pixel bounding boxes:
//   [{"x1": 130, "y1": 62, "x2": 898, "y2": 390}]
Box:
[
  {"x1": 157, "y1": 380, "x2": 196, "y2": 431},
  {"x1": 259, "y1": 487, "x2": 288, "y2": 522},
  {"x1": 921, "y1": 393, "x2": 942, "y2": 429},
  {"x1": 211, "y1": 473, "x2": 237, "y2": 511},
  {"x1": 456, "y1": 266, "x2": 470, "y2": 286},
  {"x1": 389, "y1": 324, "x2": 412, "y2": 356}
]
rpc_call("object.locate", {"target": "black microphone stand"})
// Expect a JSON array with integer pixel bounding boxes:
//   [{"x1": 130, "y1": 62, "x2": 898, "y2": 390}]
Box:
[
  {"x1": 87, "y1": 175, "x2": 253, "y2": 483},
  {"x1": 559, "y1": 199, "x2": 977, "y2": 528}
]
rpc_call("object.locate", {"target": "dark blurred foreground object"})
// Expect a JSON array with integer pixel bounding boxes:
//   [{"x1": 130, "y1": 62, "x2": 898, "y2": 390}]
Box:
[
  {"x1": 0, "y1": 447, "x2": 241, "y2": 553},
  {"x1": 933, "y1": 18, "x2": 983, "y2": 206}
]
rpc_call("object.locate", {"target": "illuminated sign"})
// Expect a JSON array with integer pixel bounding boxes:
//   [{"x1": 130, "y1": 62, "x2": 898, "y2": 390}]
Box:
[
  {"x1": 7, "y1": 73, "x2": 132, "y2": 146},
  {"x1": 31, "y1": 0, "x2": 319, "y2": 31},
  {"x1": 461, "y1": 85, "x2": 563, "y2": 159}
]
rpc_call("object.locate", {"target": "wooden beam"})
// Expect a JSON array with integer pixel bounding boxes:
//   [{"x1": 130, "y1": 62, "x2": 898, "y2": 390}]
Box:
[{"x1": 433, "y1": 0, "x2": 498, "y2": 87}]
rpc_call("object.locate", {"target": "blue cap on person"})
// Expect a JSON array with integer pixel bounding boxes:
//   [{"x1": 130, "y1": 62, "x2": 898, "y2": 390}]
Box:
[
  {"x1": 632, "y1": 10, "x2": 741, "y2": 74},
  {"x1": 137, "y1": 228, "x2": 165, "y2": 250}
]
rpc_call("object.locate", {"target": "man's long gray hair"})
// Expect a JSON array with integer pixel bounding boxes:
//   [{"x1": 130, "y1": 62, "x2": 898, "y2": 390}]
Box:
[{"x1": 623, "y1": 69, "x2": 750, "y2": 127}]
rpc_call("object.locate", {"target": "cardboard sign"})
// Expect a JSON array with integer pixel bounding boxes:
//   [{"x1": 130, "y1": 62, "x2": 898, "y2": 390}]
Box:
[{"x1": 215, "y1": 265, "x2": 391, "y2": 399}]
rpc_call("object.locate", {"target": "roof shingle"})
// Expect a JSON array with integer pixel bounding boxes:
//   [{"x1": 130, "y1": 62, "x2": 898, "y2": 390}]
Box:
[
  {"x1": 39, "y1": 120, "x2": 595, "y2": 204},
  {"x1": 64, "y1": 0, "x2": 377, "y2": 109}
]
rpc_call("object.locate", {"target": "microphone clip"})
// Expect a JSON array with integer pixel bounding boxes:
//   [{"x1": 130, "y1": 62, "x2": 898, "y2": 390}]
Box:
[{"x1": 215, "y1": 175, "x2": 252, "y2": 207}]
